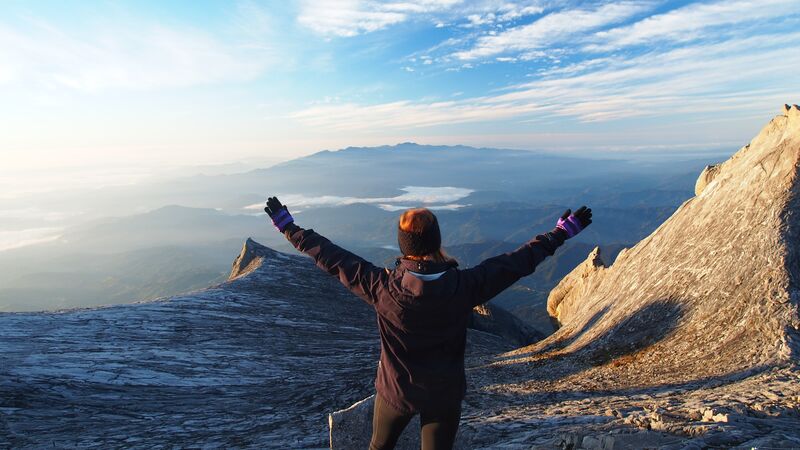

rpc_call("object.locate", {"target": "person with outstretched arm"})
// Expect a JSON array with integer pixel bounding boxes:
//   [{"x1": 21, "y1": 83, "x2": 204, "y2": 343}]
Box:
[{"x1": 264, "y1": 197, "x2": 592, "y2": 450}]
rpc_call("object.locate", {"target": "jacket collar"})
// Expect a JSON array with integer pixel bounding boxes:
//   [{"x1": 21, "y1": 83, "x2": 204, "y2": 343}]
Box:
[{"x1": 395, "y1": 257, "x2": 458, "y2": 275}]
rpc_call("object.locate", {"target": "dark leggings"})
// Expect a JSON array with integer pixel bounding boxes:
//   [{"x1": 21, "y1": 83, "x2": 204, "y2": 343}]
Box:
[{"x1": 369, "y1": 394, "x2": 461, "y2": 450}]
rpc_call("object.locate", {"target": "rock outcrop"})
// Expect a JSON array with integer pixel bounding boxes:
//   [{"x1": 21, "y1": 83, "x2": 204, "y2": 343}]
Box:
[
  {"x1": 228, "y1": 237, "x2": 270, "y2": 280},
  {"x1": 694, "y1": 164, "x2": 721, "y2": 196},
  {"x1": 546, "y1": 246, "x2": 607, "y2": 328},
  {"x1": 531, "y1": 104, "x2": 800, "y2": 378}
]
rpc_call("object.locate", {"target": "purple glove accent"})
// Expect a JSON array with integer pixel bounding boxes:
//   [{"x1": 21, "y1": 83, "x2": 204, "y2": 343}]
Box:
[
  {"x1": 556, "y1": 214, "x2": 583, "y2": 238},
  {"x1": 271, "y1": 208, "x2": 294, "y2": 232}
]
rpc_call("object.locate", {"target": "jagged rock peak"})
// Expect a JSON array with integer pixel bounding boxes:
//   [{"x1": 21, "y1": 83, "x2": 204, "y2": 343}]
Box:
[
  {"x1": 694, "y1": 164, "x2": 720, "y2": 196},
  {"x1": 546, "y1": 246, "x2": 606, "y2": 328},
  {"x1": 525, "y1": 104, "x2": 800, "y2": 381},
  {"x1": 228, "y1": 237, "x2": 276, "y2": 281},
  {"x1": 696, "y1": 104, "x2": 800, "y2": 196}
]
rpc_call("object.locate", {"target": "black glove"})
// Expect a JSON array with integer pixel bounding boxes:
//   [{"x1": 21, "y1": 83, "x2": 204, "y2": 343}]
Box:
[
  {"x1": 264, "y1": 196, "x2": 294, "y2": 232},
  {"x1": 556, "y1": 206, "x2": 592, "y2": 238}
]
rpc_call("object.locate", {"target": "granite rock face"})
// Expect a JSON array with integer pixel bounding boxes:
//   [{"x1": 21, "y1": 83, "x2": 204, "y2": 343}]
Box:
[
  {"x1": 546, "y1": 246, "x2": 607, "y2": 328},
  {"x1": 694, "y1": 164, "x2": 721, "y2": 196},
  {"x1": 536, "y1": 104, "x2": 800, "y2": 376},
  {"x1": 228, "y1": 237, "x2": 269, "y2": 280},
  {"x1": 0, "y1": 242, "x2": 383, "y2": 448},
  {"x1": 0, "y1": 237, "x2": 513, "y2": 449}
]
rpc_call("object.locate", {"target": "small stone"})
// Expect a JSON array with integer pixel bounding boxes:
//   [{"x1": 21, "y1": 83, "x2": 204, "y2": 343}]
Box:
[
  {"x1": 702, "y1": 409, "x2": 728, "y2": 423},
  {"x1": 581, "y1": 435, "x2": 603, "y2": 450}
]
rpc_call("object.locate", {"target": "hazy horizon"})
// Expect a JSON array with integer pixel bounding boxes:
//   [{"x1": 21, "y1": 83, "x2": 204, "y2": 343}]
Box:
[{"x1": 2, "y1": 0, "x2": 798, "y2": 197}]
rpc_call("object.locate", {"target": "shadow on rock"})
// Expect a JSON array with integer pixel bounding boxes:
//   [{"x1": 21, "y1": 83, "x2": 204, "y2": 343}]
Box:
[{"x1": 485, "y1": 298, "x2": 687, "y2": 383}]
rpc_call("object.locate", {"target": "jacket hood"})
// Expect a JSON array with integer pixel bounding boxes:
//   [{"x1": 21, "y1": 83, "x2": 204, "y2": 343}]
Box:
[{"x1": 394, "y1": 257, "x2": 458, "y2": 275}]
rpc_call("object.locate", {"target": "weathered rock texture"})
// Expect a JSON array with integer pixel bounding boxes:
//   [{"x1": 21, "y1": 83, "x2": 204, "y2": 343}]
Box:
[
  {"x1": 546, "y1": 246, "x2": 607, "y2": 328},
  {"x1": 535, "y1": 104, "x2": 800, "y2": 376},
  {"x1": 330, "y1": 106, "x2": 800, "y2": 448},
  {"x1": 0, "y1": 242, "x2": 385, "y2": 448},
  {"x1": 228, "y1": 237, "x2": 267, "y2": 280},
  {"x1": 694, "y1": 163, "x2": 721, "y2": 196},
  {"x1": 0, "y1": 238, "x2": 512, "y2": 448}
]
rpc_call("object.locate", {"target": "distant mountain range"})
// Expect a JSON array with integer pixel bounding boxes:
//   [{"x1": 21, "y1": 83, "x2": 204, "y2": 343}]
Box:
[{"x1": 0, "y1": 142, "x2": 721, "y2": 318}]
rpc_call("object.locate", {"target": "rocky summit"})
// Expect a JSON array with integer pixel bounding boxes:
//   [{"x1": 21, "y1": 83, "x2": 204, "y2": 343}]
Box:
[
  {"x1": 331, "y1": 105, "x2": 800, "y2": 448},
  {"x1": 2, "y1": 106, "x2": 800, "y2": 449},
  {"x1": 0, "y1": 240, "x2": 385, "y2": 448},
  {"x1": 0, "y1": 238, "x2": 511, "y2": 448}
]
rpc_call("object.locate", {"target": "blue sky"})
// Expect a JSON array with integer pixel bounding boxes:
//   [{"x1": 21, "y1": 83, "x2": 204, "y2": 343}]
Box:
[{"x1": 1, "y1": 0, "x2": 799, "y2": 190}]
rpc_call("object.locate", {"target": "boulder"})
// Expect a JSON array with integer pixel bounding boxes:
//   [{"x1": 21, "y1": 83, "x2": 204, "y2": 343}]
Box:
[{"x1": 329, "y1": 395, "x2": 420, "y2": 450}]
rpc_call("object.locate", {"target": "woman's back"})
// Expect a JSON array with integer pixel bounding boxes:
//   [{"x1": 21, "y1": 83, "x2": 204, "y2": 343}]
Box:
[
  {"x1": 374, "y1": 258, "x2": 472, "y2": 413},
  {"x1": 263, "y1": 197, "x2": 592, "y2": 449}
]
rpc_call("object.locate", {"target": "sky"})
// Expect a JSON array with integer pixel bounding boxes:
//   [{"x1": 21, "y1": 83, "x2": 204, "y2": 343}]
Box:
[{"x1": 1, "y1": 0, "x2": 799, "y2": 195}]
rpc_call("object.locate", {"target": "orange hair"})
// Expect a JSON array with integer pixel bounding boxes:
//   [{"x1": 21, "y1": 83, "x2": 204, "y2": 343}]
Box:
[
  {"x1": 399, "y1": 208, "x2": 457, "y2": 265},
  {"x1": 399, "y1": 208, "x2": 436, "y2": 234}
]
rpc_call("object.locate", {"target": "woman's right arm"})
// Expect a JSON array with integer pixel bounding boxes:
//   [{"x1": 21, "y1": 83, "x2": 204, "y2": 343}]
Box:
[
  {"x1": 265, "y1": 196, "x2": 386, "y2": 305},
  {"x1": 283, "y1": 223, "x2": 387, "y2": 305}
]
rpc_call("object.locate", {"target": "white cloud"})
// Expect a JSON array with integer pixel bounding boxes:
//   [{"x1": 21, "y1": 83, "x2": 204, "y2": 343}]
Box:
[
  {"x1": 0, "y1": 16, "x2": 271, "y2": 91},
  {"x1": 290, "y1": 32, "x2": 800, "y2": 129},
  {"x1": 245, "y1": 186, "x2": 474, "y2": 209},
  {"x1": 453, "y1": 2, "x2": 652, "y2": 60},
  {"x1": 297, "y1": 0, "x2": 544, "y2": 37},
  {"x1": 588, "y1": 0, "x2": 800, "y2": 52},
  {"x1": 377, "y1": 203, "x2": 469, "y2": 211},
  {"x1": 297, "y1": 0, "x2": 407, "y2": 37},
  {"x1": 297, "y1": 0, "x2": 462, "y2": 37}
]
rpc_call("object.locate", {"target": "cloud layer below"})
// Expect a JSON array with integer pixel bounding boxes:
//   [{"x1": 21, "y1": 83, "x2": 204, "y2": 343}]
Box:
[{"x1": 246, "y1": 186, "x2": 474, "y2": 211}]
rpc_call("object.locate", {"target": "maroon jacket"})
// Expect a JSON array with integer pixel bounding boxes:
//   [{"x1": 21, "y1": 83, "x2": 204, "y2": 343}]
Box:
[{"x1": 283, "y1": 223, "x2": 566, "y2": 414}]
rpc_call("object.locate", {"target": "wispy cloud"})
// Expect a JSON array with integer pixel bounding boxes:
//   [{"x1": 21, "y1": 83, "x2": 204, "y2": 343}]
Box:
[
  {"x1": 290, "y1": 31, "x2": 800, "y2": 129},
  {"x1": 297, "y1": 0, "x2": 407, "y2": 37},
  {"x1": 587, "y1": 0, "x2": 799, "y2": 52},
  {"x1": 296, "y1": 0, "x2": 544, "y2": 37},
  {"x1": 297, "y1": 0, "x2": 460, "y2": 37},
  {"x1": 453, "y1": 1, "x2": 652, "y2": 60},
  {"x1": 377, "y1": 203, "x2": 468, "y2": 211}
]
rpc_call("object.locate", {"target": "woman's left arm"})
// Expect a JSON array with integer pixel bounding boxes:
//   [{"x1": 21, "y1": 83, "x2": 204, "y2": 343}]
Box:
[
  {"x1": 265, "y1": 197, "x2": 386, "y2": 305},
  {"x1": 462, "y1": 206, "x2": 592, "y2": 307}
]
